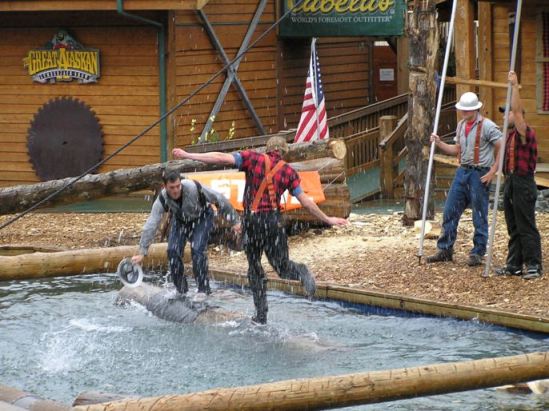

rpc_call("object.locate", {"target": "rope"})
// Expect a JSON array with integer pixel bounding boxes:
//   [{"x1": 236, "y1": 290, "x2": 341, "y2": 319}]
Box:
[{"x1": 0, "y1": 0, "x2": 305, "y2": 232}]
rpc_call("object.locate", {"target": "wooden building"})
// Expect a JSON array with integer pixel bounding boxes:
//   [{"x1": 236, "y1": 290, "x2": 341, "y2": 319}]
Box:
[
  {"x1": 0, "y1": 0, "x2": 399, "y2": 187},
  {"x1": 454, "y1": 0, "x2": 549, "y2": 183}
]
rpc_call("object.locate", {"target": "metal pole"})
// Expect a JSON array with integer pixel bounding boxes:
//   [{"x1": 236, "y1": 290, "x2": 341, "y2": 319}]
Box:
[
  {"x1": 484, "y1": 0, "x2": 523, "y2": 277},
  {"x1": 417, "y1": 0, "x2": 458, "y2": 261}
]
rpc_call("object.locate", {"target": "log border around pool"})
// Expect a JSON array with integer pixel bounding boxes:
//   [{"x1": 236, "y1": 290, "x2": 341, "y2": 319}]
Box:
[{"x1": 209, "y1": 269, "x2": 549, "y2": 335}]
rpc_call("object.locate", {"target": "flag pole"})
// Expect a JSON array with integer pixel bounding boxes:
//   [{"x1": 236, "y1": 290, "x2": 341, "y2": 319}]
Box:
[
  {"x1": 312, "y1": 37, "x2": 321, "y2": 141},
  {"x1": 484, "y1": 0, "x2": 523, "y2": 277},
  {"x1": 417, "y1": 0, "x2": 458, "y2": 263}
]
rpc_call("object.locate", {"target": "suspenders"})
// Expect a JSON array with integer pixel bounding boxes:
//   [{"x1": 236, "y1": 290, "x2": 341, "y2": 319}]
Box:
[
  {"x1": 456, "y1": 117, "x2": 484, "y2": 165},
  {"x1": 250, "y1": 154, "x2": 286, "y2": 212}
]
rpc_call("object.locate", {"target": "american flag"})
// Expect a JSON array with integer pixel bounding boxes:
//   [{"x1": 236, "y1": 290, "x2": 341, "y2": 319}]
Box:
[{"x1": 294, "y1": 39, "x2": 329, "y2": 143}]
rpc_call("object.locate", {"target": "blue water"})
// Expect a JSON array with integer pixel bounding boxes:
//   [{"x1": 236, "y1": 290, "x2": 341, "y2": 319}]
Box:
[{"x1": 0, "y1": 274, "x2": 547, "y2": 410}]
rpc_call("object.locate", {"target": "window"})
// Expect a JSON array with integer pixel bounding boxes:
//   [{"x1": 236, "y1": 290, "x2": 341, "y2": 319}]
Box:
[{"x1": 537, "y1": 12, "x2": 549, "y2": 112}]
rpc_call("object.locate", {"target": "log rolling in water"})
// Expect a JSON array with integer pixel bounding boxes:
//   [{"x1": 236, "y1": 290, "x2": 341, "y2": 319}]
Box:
[{"x1": 73, "y1": 352, "x2": 549, "y2": 411}]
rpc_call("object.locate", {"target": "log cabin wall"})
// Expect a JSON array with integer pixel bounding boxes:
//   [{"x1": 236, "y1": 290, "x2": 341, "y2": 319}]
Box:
[
  {"x1": 172, "y1": 0, "x2": 375, "y2": 147},
  {"x1": 0, "y1": 11, "x2": 166, "y2": 187}
]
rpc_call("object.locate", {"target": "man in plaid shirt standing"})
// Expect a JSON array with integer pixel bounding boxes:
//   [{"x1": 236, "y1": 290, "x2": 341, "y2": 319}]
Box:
[
  {"x1": 495, "y1": 71, "x2": 542, "y2": 279},
  {"x1": 173, "y1": 136, "x2": 348, "y2": 324}
]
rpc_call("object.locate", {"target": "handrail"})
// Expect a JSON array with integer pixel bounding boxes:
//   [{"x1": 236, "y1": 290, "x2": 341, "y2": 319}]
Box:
[
  {"x1": 379, "y1": 114, "x2": 407, "y2": 149},
  {"x1": 328, "y1": 93, "x2": 409, "y2": 127}
]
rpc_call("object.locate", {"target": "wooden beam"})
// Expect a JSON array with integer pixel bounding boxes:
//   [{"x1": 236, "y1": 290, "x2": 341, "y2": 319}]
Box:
[
  {"x1": 396, "y1": 34, "x2": 410, "y2": 95},
  {"x1": 454, "y1": 0, "x2": 476, "y2": 100},
  {"x1": 74, "y1": 352, "x2": 549, "y2": 411},
  {"x1": 446, "y1": 77, "x2": 518, "y2": 89},
  {"x1": 477, "y1": 2, "x2": 494, "y2": 118},
  {"x1": 0, "y1": 0, "x2": 208, "y2": 11}
]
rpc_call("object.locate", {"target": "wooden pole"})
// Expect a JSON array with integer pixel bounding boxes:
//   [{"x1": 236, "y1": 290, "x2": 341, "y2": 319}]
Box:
[
  {"x1": 74, "y1": 352, "x2": 549, "y2": 411},
  {"x1": 446, "y1": 77, "x2": 521, "y2": 90},
  {"x1": 0, "y1": 243, "x2": 186, "y2": 282},
  {"x1": 379, "y1": 115, "x2": 398, "y2": 198}
]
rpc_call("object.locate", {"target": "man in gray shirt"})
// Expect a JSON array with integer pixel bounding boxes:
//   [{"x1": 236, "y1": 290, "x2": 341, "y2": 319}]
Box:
[
  {"x1": 132, "y1": 170, "x2": 239, "y2": 298},
  {"x1": 427, "y1": 92, "x2": 503, "y2": 266}
]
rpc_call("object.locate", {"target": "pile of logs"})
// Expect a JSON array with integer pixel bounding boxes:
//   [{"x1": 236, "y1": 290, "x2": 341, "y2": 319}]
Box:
[{"x1": 0, "y1": 140, "x2": 351, "y2": 225}]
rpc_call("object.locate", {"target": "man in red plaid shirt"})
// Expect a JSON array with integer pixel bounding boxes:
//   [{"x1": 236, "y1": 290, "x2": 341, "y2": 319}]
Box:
[
  {"x1": 495, "y1": 71, "x2": 543, "y2": 280},
  {"x1": 173, "y1": 136, "x2": 348, "y2": 324}
]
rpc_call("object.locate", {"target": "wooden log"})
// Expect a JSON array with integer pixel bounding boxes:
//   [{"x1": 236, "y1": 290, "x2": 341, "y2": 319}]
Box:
[
  {"x1": 73, "y1": 352, "x2": 549, "y2": 411},
  {"x1": 0, "y1": 140, "x2": 346, "y2": 215},
  {"x1": 0, "y1": 384, "x2": 69, "y2": 411},
  {"x1": 117, "y1": 283, "x2": 242, "y2": 324},
  {"x1": 73, "y1": 392, "x2": 136, "y2": 407},
  {"x1": 0, "y1": 243, "x2": 188, "y2": 282}
]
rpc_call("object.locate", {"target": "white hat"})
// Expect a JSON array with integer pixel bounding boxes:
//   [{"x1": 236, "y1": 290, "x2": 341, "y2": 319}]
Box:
[{"x1": 455, "y1": 92, "x2": 483, "y2": 111}]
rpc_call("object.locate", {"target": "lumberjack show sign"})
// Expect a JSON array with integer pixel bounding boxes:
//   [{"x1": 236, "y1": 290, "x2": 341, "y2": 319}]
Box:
[
  {"x1": 23, "y1": 30, "x2": 100, "y2": 84},
  {"x1": 279, "y1": 0, "x2": 406, "y2": 37}
]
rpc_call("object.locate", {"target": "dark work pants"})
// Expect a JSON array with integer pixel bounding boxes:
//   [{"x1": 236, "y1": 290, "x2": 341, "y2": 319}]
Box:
[
  {"x1": 243, "y1": 211, "x2": 310, "y2": 323},
  {"x1": 503, "y1": 174, "x2": 542, "y2": 270},
  {"x1": 167, "y1": 207, "x2": 214, "y2": 294}
]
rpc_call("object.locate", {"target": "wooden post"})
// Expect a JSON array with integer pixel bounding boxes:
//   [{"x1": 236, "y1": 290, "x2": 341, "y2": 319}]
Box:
[
  {"x1": 379, "y1": 115, "x2": 398, "y2": 198},
  {"x1": 478, "y1": 2, "x2": 494, "y2": 119},
  {"x1": 396, "y1": 27, "x2": 409, "y2": 95},
  {"x1": 74, "y1": 352, "x2": 549, "y2": 411},
  {"x1": 403, "y1": 0, "x2": 439, "y2": 223},
  {"x1": 454, "y1": 0, "x2": 476, "y2": 101},
  {"x1": 166, "y1": 10, "x2": 178, "y2": 157}
]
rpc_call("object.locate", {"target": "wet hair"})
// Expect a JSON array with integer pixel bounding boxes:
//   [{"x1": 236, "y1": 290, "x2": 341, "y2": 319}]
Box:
[
  {"x1": 266, "y1": 136, "x2": 289, "y2": 155},
  {"x1": 161, "y1": 169, "x2": 181, "y2": 184}
]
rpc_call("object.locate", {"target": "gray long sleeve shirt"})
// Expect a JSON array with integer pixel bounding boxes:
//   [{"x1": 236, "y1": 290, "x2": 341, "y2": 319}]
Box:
[{"x1": 138, "y1": 179, "x2": 238, "y2": 256}]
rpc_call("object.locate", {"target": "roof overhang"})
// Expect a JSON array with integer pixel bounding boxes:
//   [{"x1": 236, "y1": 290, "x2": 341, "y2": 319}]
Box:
[{"x1": 0, "y1": 0, "x2": 210, "y2": 12}]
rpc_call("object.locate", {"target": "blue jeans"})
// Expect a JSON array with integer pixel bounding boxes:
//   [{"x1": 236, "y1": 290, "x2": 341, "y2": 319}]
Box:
[
  {"x1": 437, "y1": 167, "x2": 490, "y2": 256},
  {"x1": 167, "y1": 207, "x2": 214, "y2": 294}
]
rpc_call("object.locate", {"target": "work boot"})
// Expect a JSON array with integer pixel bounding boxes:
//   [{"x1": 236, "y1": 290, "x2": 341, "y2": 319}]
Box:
[
  {"x1": 523, "y1": 266, "x2": 542, "y2": 280},
  {"x1": 299, "y1": 268, "x2": 316, "y2": 298},
  {"x1": 467, "y1": 254, "x2": 483, "y2": 267},
  {"x1": 251, "y1": 314, "x2": 267, "y2": 325},
  {"x1": 494, "y1": 265, "x2": 522, "y2": 276},
  {"x1": 425, "y1": 249, "x2": 453, "y2": 263}
]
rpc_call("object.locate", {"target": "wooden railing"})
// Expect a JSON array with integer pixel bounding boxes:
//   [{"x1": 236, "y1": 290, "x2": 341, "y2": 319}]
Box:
[
  {"x1": 328, "y1": 94, "x2": 409, "y2": 139},
  {"x1": 342, "y1": 128, "x2": 380, "y2": 176}
]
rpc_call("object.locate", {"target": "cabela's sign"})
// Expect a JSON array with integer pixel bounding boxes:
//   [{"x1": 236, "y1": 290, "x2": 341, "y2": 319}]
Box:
[
  {"x1": 279, "y1": 0, "x2": 406, "y2": 37},
  {"x1": 23, "y1": 30, "x2": 100, "y2": 84}
]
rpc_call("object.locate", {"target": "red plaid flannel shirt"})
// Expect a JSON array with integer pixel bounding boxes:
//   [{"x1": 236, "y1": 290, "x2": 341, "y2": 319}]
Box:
[
  {"x1": 505, "y1": 126, "x2": 538, "y2": 176},
  {"x1": 237, "y1": 150, "x2": 301, "y2": 212}
]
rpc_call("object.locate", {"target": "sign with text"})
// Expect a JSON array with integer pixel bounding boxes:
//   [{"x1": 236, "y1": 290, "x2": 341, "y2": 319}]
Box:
[
  {"x1": 183, "y1": 170, "x2": 325, "y2": 212},
  {"x1": 279, "y1": 0, "x2": 406, "y2": 37},
  {"x1": 23, "y1": 30, "x2": 100, "y2": 84}
]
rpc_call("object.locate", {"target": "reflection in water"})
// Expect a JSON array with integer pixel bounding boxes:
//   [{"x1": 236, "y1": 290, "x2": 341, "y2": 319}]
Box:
[{"x1": 0, "y1": 274, "x2": 547, "y2": 410}]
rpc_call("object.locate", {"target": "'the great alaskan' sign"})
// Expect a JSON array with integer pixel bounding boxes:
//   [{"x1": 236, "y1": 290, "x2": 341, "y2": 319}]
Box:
[
  {"x1": 23, "y1": 30, "x2": 100, "y2": 84},
  {"x1": 279, "y1": 0, "x2": 406, "y2": 37}
]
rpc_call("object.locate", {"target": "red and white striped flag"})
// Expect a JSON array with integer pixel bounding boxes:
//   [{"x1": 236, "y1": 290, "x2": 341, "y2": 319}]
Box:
[{"x1": 294, "y1": 39, "x2": 329, "y2": 143}]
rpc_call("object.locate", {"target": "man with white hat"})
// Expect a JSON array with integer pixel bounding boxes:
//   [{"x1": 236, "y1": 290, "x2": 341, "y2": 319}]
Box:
[{"x1": 427, "y1": 92, "x2": 503, "y2": 266}]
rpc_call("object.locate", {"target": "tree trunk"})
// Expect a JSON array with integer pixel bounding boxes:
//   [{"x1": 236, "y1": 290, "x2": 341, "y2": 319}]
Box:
[
  {"x1": 403, "y1": 0, "x2": 439, "y2": 225},
  {"x1": 0, "y1": 140, "x2": 346, "y2": 216},
  {"x1": 73, "y1": 352, "x2": 549, "y2": 411}
]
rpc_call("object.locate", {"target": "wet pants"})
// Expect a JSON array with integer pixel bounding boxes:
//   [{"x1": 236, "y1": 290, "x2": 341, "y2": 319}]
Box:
[
  {"x1": 167, "y1": 207, "x2": 214, "y2": 294},
  {"x1": 503, "y1": 174, "x2": 542, "y2": 270},
  {"x1": 437, "y1": 166, "x2": 490, "y2": 256},
  {"x1": 243, "y1": 211, "x2": 310, "y2": 323}
]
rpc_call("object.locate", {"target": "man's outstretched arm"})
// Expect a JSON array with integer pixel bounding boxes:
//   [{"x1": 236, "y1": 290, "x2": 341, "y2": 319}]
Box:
[
  {"x1": 296, "y1": 192, "x2": 348, "y2": 226},
  {"x1": 173, "y1": 148, "x2": 236, "y2": 166}
]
